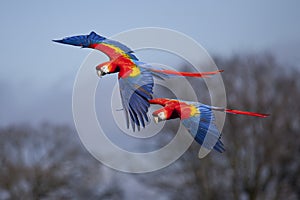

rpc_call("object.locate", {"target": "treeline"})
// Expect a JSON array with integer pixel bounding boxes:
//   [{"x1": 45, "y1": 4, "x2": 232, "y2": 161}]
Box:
[{"x1": 0, "y1": 54, "x2": 299, "y2": 200}]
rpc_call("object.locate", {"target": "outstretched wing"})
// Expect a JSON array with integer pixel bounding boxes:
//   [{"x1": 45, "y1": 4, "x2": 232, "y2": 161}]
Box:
[
  {"x1": 118, "y1": 67, "x2": 154, "y2": 131},
  {"x1": 99, "y1": 38, "x2": 139, "y2": 61},
  {"x1": 53, "y1": 31, "x2": 138, "y2": 60},
  {"x1": 180, "y1": 104, "x2": 225, "y2": 153}
]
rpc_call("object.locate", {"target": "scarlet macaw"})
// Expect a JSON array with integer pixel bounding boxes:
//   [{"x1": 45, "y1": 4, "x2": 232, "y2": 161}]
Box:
[
  {"x1": 53, "y1": 32, "x2": 222, "y2": 131},
  {"x1": 149, "y1": 98, "x2": 269, "y2": 153}
]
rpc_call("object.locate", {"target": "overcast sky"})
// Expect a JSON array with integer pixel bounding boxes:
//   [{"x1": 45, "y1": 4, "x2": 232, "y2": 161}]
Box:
[{"x1": 0, "y1": 0, "x2": 299, "y2": 126}]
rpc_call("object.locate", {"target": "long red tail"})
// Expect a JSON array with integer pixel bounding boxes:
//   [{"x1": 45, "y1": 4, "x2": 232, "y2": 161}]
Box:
[
  {"x1": 225, "y1": 109, "x2": 270, "y2": 118},
  {"x1": 151, "y1": 69, "x2": 223, "y2": 77}
]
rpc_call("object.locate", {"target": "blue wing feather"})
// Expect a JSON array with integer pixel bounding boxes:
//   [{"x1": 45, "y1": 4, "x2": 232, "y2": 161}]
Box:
[
  {"x1": 53, "y1": 31, "x2": 105, "y2": 47},
  {"x1": 181, "y1": 104, "x2": 225, "y2": 153},
  {"x1": 53, "y1": 31, "x2": 138, "y2": 60},
  {"x1": 118, "y1": 67, "x2": 153, "y2": 131}
]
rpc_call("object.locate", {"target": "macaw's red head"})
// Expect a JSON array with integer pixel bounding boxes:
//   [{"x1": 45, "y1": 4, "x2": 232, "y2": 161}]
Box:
[
  {"x1": 96, "y1": 61, "x2": 119, "y2": 77},
  {"x1": 152, "y1": 106, "x2": 176, "y2": 123}
]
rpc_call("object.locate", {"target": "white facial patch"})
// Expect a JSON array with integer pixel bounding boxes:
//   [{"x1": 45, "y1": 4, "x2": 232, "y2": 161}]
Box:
[
  {"x1": 101, "y1": 65, "x2": 109, "y2": 73},
  {"x1": 158, "y1": 112, "x2": 166, "y2": 120}
]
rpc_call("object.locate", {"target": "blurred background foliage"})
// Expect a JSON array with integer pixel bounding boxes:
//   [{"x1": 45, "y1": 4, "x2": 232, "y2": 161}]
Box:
[
  {"x1": 1, "y1": 54, "x2": 299, "y2": 199},
  {"x1": 1, "y1": 1, "x2": 300, "y2": 199},
  {"x1": 137, "y1": 54, "x2": 300, "y2": 200}
]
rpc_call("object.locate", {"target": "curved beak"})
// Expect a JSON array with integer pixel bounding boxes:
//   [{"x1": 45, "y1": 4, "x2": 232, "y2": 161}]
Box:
[
  {"x1": 153, "y1": 115, "x2": 164, "y2": 124},
  {"x1": 97, "y1": 70, "x2": 102, "y2": 77},
  {"x1": 153, "y1": 116, "x2": 159, "y2": 124}
]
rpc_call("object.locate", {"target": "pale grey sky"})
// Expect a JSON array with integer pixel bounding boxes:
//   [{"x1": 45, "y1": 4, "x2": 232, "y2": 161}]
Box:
[{"x1": 0, "y1": 0, "x2": 299, "y2": 126}]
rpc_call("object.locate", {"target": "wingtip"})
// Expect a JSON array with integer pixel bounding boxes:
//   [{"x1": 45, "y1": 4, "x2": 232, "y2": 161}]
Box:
[
  {"x1": 52, "y1": 39, "x2": 63, "y2": 43},
  {"x1": 89, "y1": 31, "x2": 97, "y2": 35}
]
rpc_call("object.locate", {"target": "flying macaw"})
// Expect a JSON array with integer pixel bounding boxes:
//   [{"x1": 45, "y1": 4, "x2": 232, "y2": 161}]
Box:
[
  {"x1": 149, "y1": 98, "x2": 269, "y2": 153},
  {"x1": 53, "y1": 31, "x2": 223, "y2": 131}
]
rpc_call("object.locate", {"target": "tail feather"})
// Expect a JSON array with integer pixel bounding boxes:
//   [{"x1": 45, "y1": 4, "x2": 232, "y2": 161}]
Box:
[
  {"x1": 151, "y1": 69, "x2": 223, "y2": 78},
  {"x1": 225, "y1": 109, "x2": 270, "y2": 118},
  {"x1": 210, "y1": 106, "x2": 269, "y2": 118}
]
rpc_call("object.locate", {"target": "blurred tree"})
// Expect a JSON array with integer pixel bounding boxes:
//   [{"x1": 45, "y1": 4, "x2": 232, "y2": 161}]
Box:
[
  {"x1": 1, "y1": 53, "x2": 299, "y2": 200},
  {"x1": 137, "y1": 53, "x2": 300, "y2": 200},
  {"x1": 0, "y1": 123, "x2": 123, "y2": 200}
]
